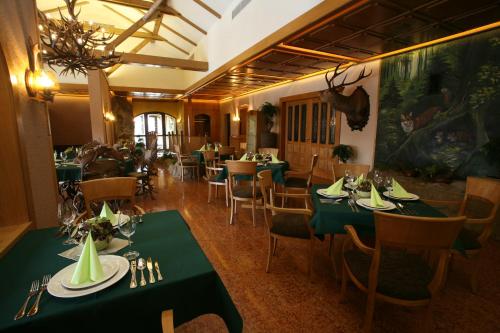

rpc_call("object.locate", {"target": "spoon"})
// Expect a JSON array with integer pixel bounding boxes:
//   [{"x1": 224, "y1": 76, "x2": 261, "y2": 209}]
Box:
[
  {"x1": 129, "y1": 259, "x2": 137, "y2": 288},
  {"x1": 137, "y1": 258, "x2": 147, "y2": 287}
]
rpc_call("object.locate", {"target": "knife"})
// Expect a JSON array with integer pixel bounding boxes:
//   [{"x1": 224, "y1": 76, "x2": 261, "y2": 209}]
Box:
[{"x1": 146, "y1": 257, "x2": 156, "y2": 284}]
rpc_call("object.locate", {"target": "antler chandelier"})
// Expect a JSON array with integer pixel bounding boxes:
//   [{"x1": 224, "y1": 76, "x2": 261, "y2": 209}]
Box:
[{"x1": 38, "y1": 0, "x2": 120, "y2": 76}]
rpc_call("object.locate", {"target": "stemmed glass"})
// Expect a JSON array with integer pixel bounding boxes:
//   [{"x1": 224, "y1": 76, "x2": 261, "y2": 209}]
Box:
[
  {"x1": 384, "y1": 176, "x2": 393, "y2": 197},
  {"x1": 61, "y1": 151, "x2": 67, "y2": 163},
  {"x1": 373, "y1": 169, "x2": 383, "y2": 190},
  {"x1": 58, "y1": 201, "x2": 77, "y2": 245},
  {"x1": 118, "y1": 209, "x2": 139, "y2": 260}
]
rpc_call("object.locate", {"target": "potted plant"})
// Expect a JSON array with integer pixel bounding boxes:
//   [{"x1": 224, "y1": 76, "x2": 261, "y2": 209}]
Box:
[
  {"x1": 260, "y1": 102, "x2": 279, "y2": 147},
  {"x1": 333, "y1": 144, "x2": 354, "y2": 163},
  {"x1": 70, "y1": 217, "x2": 116, "y2": 251}
]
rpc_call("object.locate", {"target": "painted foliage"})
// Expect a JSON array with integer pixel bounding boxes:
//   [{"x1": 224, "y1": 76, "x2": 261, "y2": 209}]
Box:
[{"x1": 375, "y1": 29, "x2": 500, "y2": 180}]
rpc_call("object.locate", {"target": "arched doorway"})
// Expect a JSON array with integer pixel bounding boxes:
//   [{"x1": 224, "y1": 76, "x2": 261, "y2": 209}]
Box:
[
  {"x1": 194, "y1": 114, "x2": 210, "y2": 137},
  {"x1": 134, "y1": 112, "x2": 176, "y2": 151}
]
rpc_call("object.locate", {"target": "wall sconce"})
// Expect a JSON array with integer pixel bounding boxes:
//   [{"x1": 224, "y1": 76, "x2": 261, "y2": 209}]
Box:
[
  {"x1": 232, "y1": 109, "x2": 240, "y2": 122},
  {"x1": 104, "y1": 111, "x2": 116, "y2": 121},
  {"x1": 25, "y1": 68, "x2": 57, "y2": 102}
]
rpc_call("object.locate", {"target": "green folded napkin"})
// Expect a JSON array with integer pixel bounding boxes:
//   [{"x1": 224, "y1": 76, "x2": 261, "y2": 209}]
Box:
[
  {"x1": 326, "y1": 177, "x2": 343, "y2": 195},
  {"x1": 199, "y1": 145, "x2": 206, "y2": 151},
  {"x1": 392, "y1": 179, "x2": 412, "y2": 198},
  {"x1": 271, "y1": 154, "x2": 280, "y2": 163},
  {"x1": 356, "y1": 173, "x2": 365, "y2": 186},
  {"x1": 240, "y1": 153, "x2": 247, "y2": 161},
  {"x1": 100, "y1": 201, "x2": 117, "y2": 226},
  {"x1": 71, "y1": 233, "x2": 104, "y2": 285},
  {"x1": 370, "y1": 184, "x2": 385, "y2": 207},
  {"x1": 214, "y1": 145, "x2": 218, "y2": 152}
]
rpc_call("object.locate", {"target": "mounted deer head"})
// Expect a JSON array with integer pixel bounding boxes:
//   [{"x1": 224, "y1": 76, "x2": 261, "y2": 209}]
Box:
[{"x1": 320, "y1": 63, "x2": 372, "y2": 131}]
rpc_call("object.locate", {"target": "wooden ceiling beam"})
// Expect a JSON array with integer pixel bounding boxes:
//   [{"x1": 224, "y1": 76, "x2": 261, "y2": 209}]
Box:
[
  {"x1": 167, "y1": 6, "x2": 207, "y2": 34},
  {"x1": 42, "y1": 1, "x2": 90, "y2": 14},
  {"x1": 192, "y1": 0, "x2": 221, "y2": 19},
  {"x1": 106, "y1": 39, "x2": 150, "y2": 76},
  {"x1": 116, "y1": 52, "x2": 205, "y2": 70},
  {"x1": 98, "y1": 0, "x2": 175, "y2": 15},
  {"x1": 103, "y1": 5, "x2": 154, "y2": 34},
  {"x1": 57, "y1": 83, "x2": 185, "y2": 95},
  {"x1": 136, "y1": 9, "x2": 197, "y2": 46},
  {"x1": 104, "y1": 0, "x2": 164, "y2": 51}
]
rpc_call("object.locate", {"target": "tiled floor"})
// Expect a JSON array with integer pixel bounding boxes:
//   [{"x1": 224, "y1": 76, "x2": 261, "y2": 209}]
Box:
[{"x1": 136, "y1": 170, "x2": 500, "y2": 332}]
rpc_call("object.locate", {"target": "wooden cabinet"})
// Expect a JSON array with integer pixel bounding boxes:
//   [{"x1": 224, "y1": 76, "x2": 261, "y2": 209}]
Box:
[{"x1": 246, "y1": 110, "x2": 263, "y2": 153}]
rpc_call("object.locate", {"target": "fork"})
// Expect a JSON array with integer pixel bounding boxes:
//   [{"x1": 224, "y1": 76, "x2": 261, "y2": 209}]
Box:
[
  {"x1": 27, "y1": 275, "x2": 51, "y2": 317},
  {"x1": 14, "y1": 280, "x2": 39, "y2": 320}
]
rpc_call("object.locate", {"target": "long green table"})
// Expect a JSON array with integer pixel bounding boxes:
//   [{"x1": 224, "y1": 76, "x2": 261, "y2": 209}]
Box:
[
  {"x1": 310, "y1": 184, "x2": 464, "y2": 251},
  {"x1": 0, "y1": 210, "x2": 242, "y2": 333},
  {"x1": 55, "y1": 159, "x2": 135, "y2": 182},
  {"x1": 216, "y1": 161, "x2": 289, "y2": 184}
]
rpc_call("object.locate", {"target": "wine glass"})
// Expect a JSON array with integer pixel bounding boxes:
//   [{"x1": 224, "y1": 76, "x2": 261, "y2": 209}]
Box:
[
  {"x1": 373, "y1": 170, "x2": 383, "y2": 189},
  {"x1": 118, "y1": 210, "x2": 139, "y2": 260},
  {"x1": 61, "y1": 151, "x2": 67, "y2": 163},
  {"x1": 58, "y1": 201, "x2": 77, "y2": 245},
  {"x1": 384, "y1": 176, "x2": 393, "y2": 197}
]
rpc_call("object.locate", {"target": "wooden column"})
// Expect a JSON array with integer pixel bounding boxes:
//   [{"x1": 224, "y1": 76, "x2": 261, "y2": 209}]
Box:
[{"x1": 185, "y1": 97, "x2": 193, "y2": 137}]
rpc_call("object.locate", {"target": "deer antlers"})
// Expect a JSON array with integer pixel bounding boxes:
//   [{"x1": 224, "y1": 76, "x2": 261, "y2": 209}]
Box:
[{"x1": 325, "y1": 63, "x2": 372, "y2": 90}]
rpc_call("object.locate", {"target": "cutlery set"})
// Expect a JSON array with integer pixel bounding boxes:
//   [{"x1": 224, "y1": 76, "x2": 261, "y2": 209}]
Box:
[
  {"x1": 129, "y1": 257, "x2": 162, "y2": 288},
  {"x1": 14, "y1": 274, "x2": 51, "y2": 320}
]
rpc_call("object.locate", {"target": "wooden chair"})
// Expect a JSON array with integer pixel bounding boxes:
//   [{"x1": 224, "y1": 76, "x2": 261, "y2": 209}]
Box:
[
  {"x1": 258, "y1": 170, "x2": 315, "y2": 277},
  {"x1": 332, "y1": 163, "x2": 370, "y2": 182},
  {"x1": 174, "y1": 144, "x2": 199, "y2": 182},
  {"x1": 217, "y1": 146, "x2": 235, "y2": 166},
  {"x1": 226, "y1": 160, "x2": 261, "y2": 226},
  {"x1": 79, "y1": 177, "x2": 145, "y2": 221},
  {"x1": 258, "y1": 148, "x2": 279, "y2": 156},
  {"x1": 340, "y1": 212, "x2": 465, "y2": 332},
  {"x1": 161, "y1": 309, "x2": 174, "y2": 333},
  {"x1": 203, "y1": 151, "x2": 228, "y2": 207},
  {"x1": 422, "y1": 176, "x2": 500, "y2": 293},
  {"x1": 282, "y1": 154, "x2": 318, "y2": 206}
]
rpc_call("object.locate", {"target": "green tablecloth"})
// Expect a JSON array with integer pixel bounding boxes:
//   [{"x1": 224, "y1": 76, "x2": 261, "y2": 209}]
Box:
[
  {"x1": 216, "y1": 161, "x2": 289, "y2": 184},
  {"x1": 192, "y1": 150, "x2": 233, "y2": 164},
  {"x1": 55, "y1": 163, "x2": 82, "y2": 182},
  {"x1": 0, "y1": 211, "x2": 242, "y2": 333},
  {"x1": 310, "y1": 184, "x2": 464, "y2": 251},
  {"x1": 123, "y1": 158, "x2": 135, "y2": 174}
]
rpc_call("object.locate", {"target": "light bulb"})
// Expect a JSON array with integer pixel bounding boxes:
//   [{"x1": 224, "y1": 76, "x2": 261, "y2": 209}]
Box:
[
  {"x1": 77, "y1": 37, "x2": 83, "y2": 44},
  {"x1": 38, "y1": 24, "x2": 43, "y2": 31},
  {"x1": 51, "y1": 33, "x2": 57, "y2": 39}
]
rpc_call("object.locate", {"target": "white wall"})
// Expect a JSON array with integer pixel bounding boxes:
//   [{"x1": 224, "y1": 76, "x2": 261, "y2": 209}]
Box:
[{"x1": 220, "y1": 60, "x2": 381, "y2": 168}]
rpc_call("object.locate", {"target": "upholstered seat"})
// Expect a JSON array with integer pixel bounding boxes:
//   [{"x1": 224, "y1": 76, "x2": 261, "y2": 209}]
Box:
[
  {"x1": 285, "y1": 177, "x2": 308, "y2": 188},
  {"x1": 270, "y1": 214, "x2": 310, "y2": 239},
  {"x1": 207, "y1": 174, "x2": 225, "y2": 183},
  {"x1": 232, "y1": 185, "x2": 262, "y2": 199},
  {"x1": 344, "y1": 249, "x2": 432, "y2": 300},
  {"x1": 458, "y1": 228, "x2": 481, "y2": 250}
]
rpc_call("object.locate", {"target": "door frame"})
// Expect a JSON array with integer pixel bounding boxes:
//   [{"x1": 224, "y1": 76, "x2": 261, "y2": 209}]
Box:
[{"x1": 279, "y1": 91, "x2": 342, "y2": 167}]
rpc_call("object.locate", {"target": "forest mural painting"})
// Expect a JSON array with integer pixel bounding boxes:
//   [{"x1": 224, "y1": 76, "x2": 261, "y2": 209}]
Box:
[{"x1": 375, "y1": 29, "x2": 500, "y2": 180}]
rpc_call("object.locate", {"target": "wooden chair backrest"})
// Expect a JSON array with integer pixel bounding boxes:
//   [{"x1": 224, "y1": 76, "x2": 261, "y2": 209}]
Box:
[
  {"x1": 202, "y1": 150, "x2": 216, "y2": 163},
  {"x1": 173, "y1": 144, "x2": 181, "y2": 155},
  {"x1": 218, "y1": 146, "x2": 235, "y2": 156},
  {"x1": 226, "y1": 160, "x2": 258, "y2": 198},
  {"x1": 465, "y1": 176, "x2": 500, "y2": 205},
  {"x1": 80, "y1": 177, "x2": 137, "y2": 216},
  {"x1": 372, "y1": 211, "x2": 465, "y2": 295},
  {"x1": 332, "y1": 163, "x2": 370, "y2": 182},
  {"x1": 258, "y1": 148, "x2": 279, "y2": 156},
  {"x1": 306, "y1": 154, "x2": 319, "y2": 185}
]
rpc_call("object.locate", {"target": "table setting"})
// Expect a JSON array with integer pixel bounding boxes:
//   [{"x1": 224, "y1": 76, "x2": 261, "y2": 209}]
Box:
[{"x1": 0, "y1": 210, "x2": 242, "y2": 333}]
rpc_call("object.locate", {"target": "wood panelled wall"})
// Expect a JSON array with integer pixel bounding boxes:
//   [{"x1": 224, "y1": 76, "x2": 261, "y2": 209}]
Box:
[
  {"x1": 49, "y1": 95, "x2": 92, "y2": 146},
  {"x1": 184, "y1": 101, "x2": 220, "y2": 142}
]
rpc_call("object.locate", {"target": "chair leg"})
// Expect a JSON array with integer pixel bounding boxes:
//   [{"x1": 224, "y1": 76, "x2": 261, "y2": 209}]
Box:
[
  {"x1": 225, "y1": 184, "x2": 229, "y2": 207},
  {"x1": 234, "y1": 199, "x2": 237, "y2": 213},
  {"x1": 363, "y1": 291, "x2": 376, "y2": 333},
  {"x1": 266, "y1": 235, "x2": 273, "y2": 273},
  {"x1": 252, "y1": 199, "x2": 256, "y2": 227},
  {"x1": 181, "y1": 167, "x2": 184, "y2": 182},
  {"x1": 273, "y1": 238, "x2": 278, "y2": 256},
  {"x1": 208, "y1": 183, "x2": 212, "y2": 203},
  {"x1": 423, "y1": 301, "x2": 434, "y2": 333},
  {"x1": 340, "y1": 262, "x2": 348, "y2": 303},
  {"x1": 229, "y1": 198, "x2": 234, "y2": 225}
]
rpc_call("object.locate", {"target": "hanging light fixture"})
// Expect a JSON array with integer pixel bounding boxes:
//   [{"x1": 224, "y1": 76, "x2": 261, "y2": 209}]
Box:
[{"x1": 38, "y1": 0, "x2": 120, "y2": 76}]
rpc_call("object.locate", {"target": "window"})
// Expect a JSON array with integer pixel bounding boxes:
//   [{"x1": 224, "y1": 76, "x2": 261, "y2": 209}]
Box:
[{"x1": 133, "y1": 112, "x2": 177, "y2": 152}]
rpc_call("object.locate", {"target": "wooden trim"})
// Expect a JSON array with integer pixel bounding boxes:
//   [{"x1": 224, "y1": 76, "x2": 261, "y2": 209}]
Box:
[
  {"x1": 57, "y1": 83, "x2": 185, "y2": 95},
  {"x1": 193, "y1": 0, "x2": 221, "y2": 19},
  {"x1": 184, "y1": 0, "x2": 353, "y2": 94},
  {"x1": 275, "y1": 44, "x2": 360, "y2": 62},
  {"x1": 116, "y1": 52, "x2": 206, "y2": 70},
  {"x1": 104, "y1": 13, "x2": 155, "y2": 51}
]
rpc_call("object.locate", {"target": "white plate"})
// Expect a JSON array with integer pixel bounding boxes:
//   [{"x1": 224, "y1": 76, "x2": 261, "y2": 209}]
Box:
[
  {"x1": 356, "y1": 198, "x2": 396, "y2": 211},
  {"x1": 48, "y1": 255, "x2": 129, "y2": 298},
  {"x1": 317, "y1": 189, "x2": 349, "y2": 199},
  {"x1": 60, "y1": 257, "x2": 120, "y2": 290},
  {"x1": 383, "y1": 191, "x2": 420, "y2": 201}
]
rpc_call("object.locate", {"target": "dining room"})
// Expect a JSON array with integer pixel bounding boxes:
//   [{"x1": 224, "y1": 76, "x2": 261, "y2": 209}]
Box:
[{"x1": 1, "y1": 0, "x2": 500, "y2": 332}]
